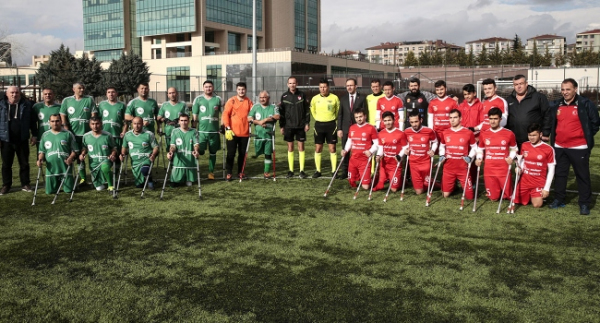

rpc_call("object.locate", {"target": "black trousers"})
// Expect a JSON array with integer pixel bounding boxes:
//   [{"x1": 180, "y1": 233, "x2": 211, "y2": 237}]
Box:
[
  {"x1": 226, "y1": 136, "x2": 249, "y2": 175},
  {"x1": 553, "y1": 147, "x2": 591, "y2": 206},
  {"x1": 1, "y1": 140, "x2": 30, "y2": 188},
  {"x1": 341, "y1": 134, "x2": 349, "y2": 172}
]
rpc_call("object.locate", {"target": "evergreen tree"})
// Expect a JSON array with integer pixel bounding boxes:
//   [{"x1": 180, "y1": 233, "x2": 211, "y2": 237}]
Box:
[
  {"x1": 554, "y1": 50, "x2": 566, "y2": 67},
  {"x1": 466, "y1": 46, "x2": 475, "y2": 66},
  {"x1": 418, "y1": 48, "x2": 432, "y2": 66},
  {"x1": 73, "y1": 54, "x2": 103, "y2": 97},
  {"x1": 489, "y1": 46, "x2": 502, "y2": 65},
  {"x1": 104, "y1": 54, "x2": 151, "y2": 96},
  {"x1": 35, "y1": 44, "x2": 78, "y2": 100},
  {"x1": 404, "y1": 50, "x2": 418, "y2": 67},
  {"x1": 477, "y1": 45, "x2": 489, "y2": 66}
]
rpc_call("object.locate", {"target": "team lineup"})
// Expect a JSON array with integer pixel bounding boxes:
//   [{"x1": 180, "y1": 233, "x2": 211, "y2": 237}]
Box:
[{"x1": 1, "y1": 74, "x2": 598, "y2": 215}]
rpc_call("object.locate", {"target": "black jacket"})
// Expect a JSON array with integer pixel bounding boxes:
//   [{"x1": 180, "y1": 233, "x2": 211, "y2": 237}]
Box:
[
  {"x1": 0, "y1": 96, "x2": 35, "y2": 142},
  {"x1": 337, "y1": 92, "x2": 366, "y2": 135},
  {"x1": 278, "y1": 90, "x2": 310, "y2": 129},
  {"x1": 506, "y1": 85, "x2": 550, "y2": 144},
  {"x1": 546, "y1": 94, "x2": 600, "y2": 151},
  {"x1": 400, "y1": 91, "x2": 430, "y2": 129}
]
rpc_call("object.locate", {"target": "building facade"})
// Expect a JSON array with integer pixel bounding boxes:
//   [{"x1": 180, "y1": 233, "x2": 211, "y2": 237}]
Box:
[
  {"x1": 576, "y1": 29, "x2": 600, "y2": 53},
  {"x1": 366, "y1": 40, "x2": 462, "y2": 66},
  {"x1": 465, "y1": 37, "x2": 514, "y2": 56},
  {"x1": 526, "y1": 34, "x2": 566, "y2": 57}
]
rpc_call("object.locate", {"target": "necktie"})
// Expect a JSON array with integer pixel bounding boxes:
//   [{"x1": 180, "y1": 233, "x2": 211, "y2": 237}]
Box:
[{"x1": 350, "y1": 95, "x2": 354, "y2": 110}]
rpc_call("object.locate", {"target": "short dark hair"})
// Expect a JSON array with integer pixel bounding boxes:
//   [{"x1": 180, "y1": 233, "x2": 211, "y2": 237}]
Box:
[
  {"x1": 434, "y1": 80, "x2": 446, "y2": 88},
  {"x1": 408, "y1": 110, "x2": 422, "y2": 119},
  {"x1": 179, "y1": 113, "x2": 190, "y2": 120},
  {"x1": 353, "y1": 108, "x2": 366, "y2": 115},
  {"x1": 106, "y1": 87, "x2": 117, "y2": 93},
  {"x1": 527, "y1": 123, "x2": 542, "y2": 133},
  {"x1": 288, "y1": 76, "x2": 297, "y2": 82},
  {"x1": 346, "y1": 78, "x2": 357, "y2": 86},
  {"x1": 409, "y1": 77, "x2": 420, "y2": 86},
  {"x1": 383, "y1": 81, "x2": 394, "y2": 88},
  {"x1": 371, "y1": 79, "x2": 381, "y2": 86},
  {"x1": 138, "y1": 82, "x2": 149, "y2": 88},
  {"x1": 236, "y1": 82, "x2": 247, "y2": 89},
  {"x1": 90, "y1": 116, "x2": 102, "y2": 123},
  {"x1": 481, "y1": 78, "x2": 496, "y2": 86},
  {"x1": 562, "y1": 78, "x2": 578, "y2": 88},
  {"x1": 49, "y1": 113, "x2": 61, "y2": 120},
  {"x1": 319, "y1": 78, "x2": 329, "y2": 86},
  {"x1": 203, "y1": 80, "x2": 213, "y2": 86},
  {"x1": 488, "y1": 107, "x2": 502, "y2": 118},
  {"x1": 462, "y1": 84, "x2": 475, "y2": 93},
  {"x1": 449, "y1": 108, "x2": 461, "y2": 118},
  {"x1": 42, "y1": 87, "x2": 54, "y2": 93},
  {"x1": 513, "y1": 74, "x2": 527, "y2": 82},
  {"x1": 381, "y1": 111, "x2": 394, "y2": 120}
]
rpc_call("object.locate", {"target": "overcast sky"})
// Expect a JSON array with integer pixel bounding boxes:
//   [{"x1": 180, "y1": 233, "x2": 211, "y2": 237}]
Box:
[{"x1": 1, "y1": 0, "x2": 599, "y2": 65}]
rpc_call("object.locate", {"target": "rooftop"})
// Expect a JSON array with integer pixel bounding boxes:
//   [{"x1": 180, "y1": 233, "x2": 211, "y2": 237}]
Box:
[
  {"x1": 527, "y1": 34, "x2": 565, "y2": 40},
  {"x1": 465, "y1": 37, "x2": 512, "y2": 44}
]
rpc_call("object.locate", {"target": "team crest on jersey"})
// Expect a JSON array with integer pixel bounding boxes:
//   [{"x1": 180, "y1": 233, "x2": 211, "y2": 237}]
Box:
[
  {"x1": 409, "y1": 136, "x2": 413, "y2": 142},
  {"x1": 418, "y1": 98, "x2": 423, "y2": 103},
  {"x1": 573, "y1": 110, "x2": 578, "y2": 116},
  {"x1": 83, "y1": 107, "x2": 90, "y2": 112},
  {"x1": 38, "y1": 112, "x2": 44, "y2": 120},
  {"x1": 176, "y1": 138, "x2": 183, "y2": 146},
  {"x1": 362, "y1": 132, "x2": 367, "y2": 137},
  {"x1": 60, "y1": 140, "x2": 67, "y2": 146},
  {"x1": 68, "y1": 107, "x2": 75, "y2": 114},
  {"x1": 485, "y1": 139, "x2": 491, "y2": 145},
  {"x1": 298, "y1": 96, "x2": 301, "y2": 100},
  {"x1": 200, "y1": 105, "x2": 207, "y2": 113},
  {"x1": 393, "y1": 139, "x2": 397, "y2": 144},
  {"x1": 459, "y1": 138, "x2": 465, "y2": 143},
  {"x1": 44, "y1": 141, "x2": 52, "y2": 149},
  {"x1": 523, "y1": 152, "x2": 528, "y2": 158},
  {"x1": 445, "y1": 107, "x2": 450, "y2": 111},
  {"x1": 537, "y1": 155, "x2": 543, "y2": 160},
  {"x1": 407, "y1": 98, "x2": 411, "y2": 103},
  {"x1": 255, "y1": 112, "x2": 262, "y2": 120},
  {"x1": 433, "y1": 106, "x2": 438, "y2": 111},
  {"x1": 87, "y1": 145, "x2": 94, "y2": 152},
  {"x1": 557, "y1": 110, "x2": 561, "y2": 116},
  {"x1": 446, "y1": 137, "x2": 451, "y2": 142},
  {"x1": 392, "y1": 106, "x2": 396, "y2": 111},
  {"x1": 136, "y1": 107, "x2": 144, "y2": 115},
  {"x1": 351, "y1": 131, "x2": 355, "y2": 136},
  {"x1": 501, "y1": 140, "x2": 506, "y2": 145},
  {"x1": 142, "y1": 142, "x2": 149, "y2": 147},
  {"x1": 102, "y1": 145, "x2": 108, "y2": 150},
  {"x1": 165, "y1": 111, "x2": 171, "y2": 118},
  {"x1": 421, "y1": 137, "x2": 426, "y2": 142},
  {"x1": 381, "y1": 138, "x2": 386, "y2": 144},
  {"x1": 128, "y1": 142, "x2": 134, "y2": 149},
  {"x1": 103, "y1": 110, "x2": 109, "y2": 117}
]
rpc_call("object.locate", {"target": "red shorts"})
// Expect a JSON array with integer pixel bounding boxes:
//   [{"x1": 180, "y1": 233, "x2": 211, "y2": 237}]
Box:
[
  {"x1": 348, "y1": 156, "x2": 372, "y2": 187},
  {"x1": 442, "y1": 160, "x2": 473, "y2": 199},
  {"x1": 483, "y1": 174, "x2": 512, "y2": 201},
  {"x1": 374, "y1": 157, "x2": 401, "y2": 191},
  {"x1": 514, "y1": 175, "x2": 543, "y2": 205},
  {"x1": 409, "y1": 160, "x2": 431, "y2": 190}
]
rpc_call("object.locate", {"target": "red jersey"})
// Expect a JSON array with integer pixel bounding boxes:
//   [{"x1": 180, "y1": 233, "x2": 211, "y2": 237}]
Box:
[
  {"x1": 378, "y1": 128, "x2": 407, "y2": 158},
  {"x1": 479, "y1": 96, "x2": 508, "y2": 132},
  {"x1": 376, "y1": 96, "x2": 403, "y2": 130},
  {"x1": 458, "y1": 98, "x2": 483, "y2": 128},
  {"x1": 405, "y1": 126, "x2": 437, "y2": 164},
  {"x1": 347, "y1": 123, "x2": 379, "y2": 159},
  {"x1": 428, "y1": 96, "x2": 457, "y2": 133},
  {"x1": 477, "y1": 127, "x2": 517, "y2": 176},
  {"x1": 555, "y1": 105, "x2": 586, "y2": 148},
  {"x1": 440, "y1": 127, "x2": 476, "y2": 160},
  {"x1": 520, "y1": 141, "x2": 556, "y2": 188}
]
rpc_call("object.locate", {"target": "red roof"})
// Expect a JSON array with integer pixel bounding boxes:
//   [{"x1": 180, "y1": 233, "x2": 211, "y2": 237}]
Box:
[
  {"x1": 578, "y1": 29, "x2": 600, "y2": 35},
  {"x1": 527, "y1": 34, "x2": 565, "y2": 40},
  {"x1": 465, "y1": 37, "x2": 512, "y2": 44},
  {"x1": 366, "y1": 42, "x2": 400, "y2": 50}
]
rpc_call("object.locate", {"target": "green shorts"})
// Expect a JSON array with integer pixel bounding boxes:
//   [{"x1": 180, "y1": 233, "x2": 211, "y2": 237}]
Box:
[
  {"x1": 45, "y1": 172, "x2": 74, "y2": 194},
  {"x1": 254, "y1": 138, "x2": 273, "y2": 156},
  {"x1": 199, "y1": 132, "x2": 221, "y2": 153}
]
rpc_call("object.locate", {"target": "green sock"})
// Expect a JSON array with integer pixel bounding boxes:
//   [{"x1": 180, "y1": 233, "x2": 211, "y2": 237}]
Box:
[
  {"x1": 209, "y1": 154, "x2": 216, "y2": 173},
  {"x1": 264, "y1": 156, "x2": 272, "y2": 173},
  {"x1": 101, "y1": 163, "x2": 112, "y2": 186},
  {"x1": 79, "y1": 161, "x2": 86, "y2": 180}
]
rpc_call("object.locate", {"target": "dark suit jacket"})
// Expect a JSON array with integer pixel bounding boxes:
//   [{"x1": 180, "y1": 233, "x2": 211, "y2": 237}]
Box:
[{"x1": 337, "y1": 92, "x2": 366, "y2": 135}]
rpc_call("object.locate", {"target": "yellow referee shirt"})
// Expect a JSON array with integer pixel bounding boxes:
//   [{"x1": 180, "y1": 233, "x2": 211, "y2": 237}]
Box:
[{"x1": 310, "y1": 93, "x2": 340, "y2": 122}]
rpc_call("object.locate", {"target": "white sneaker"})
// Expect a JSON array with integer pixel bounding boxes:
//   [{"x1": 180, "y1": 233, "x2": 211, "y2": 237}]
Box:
[{"x1": 96, "y1": 185, "x2": 106, "y2": 191}]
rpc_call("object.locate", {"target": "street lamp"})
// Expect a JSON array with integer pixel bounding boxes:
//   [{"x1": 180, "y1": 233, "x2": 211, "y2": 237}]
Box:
[{"x1": 155, "y1": 82, "x2": 160, "y2": 100}]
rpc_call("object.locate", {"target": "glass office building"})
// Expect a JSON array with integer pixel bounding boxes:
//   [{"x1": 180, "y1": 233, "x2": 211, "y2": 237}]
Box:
[
  {"x1": 206, "y1": 0, "x2": 263, "y2": 31},
  {"x1": 136, "y1": 0, "x2": 196, "y2": 36},
  {"x1": 83, "y1": 0, "x2": 125, "y2": 52}
]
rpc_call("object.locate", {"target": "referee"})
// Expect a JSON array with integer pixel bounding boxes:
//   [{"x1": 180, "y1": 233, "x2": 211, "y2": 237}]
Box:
[{"x1": 310, "y1": 78, "x2": 340, "y2": 178}]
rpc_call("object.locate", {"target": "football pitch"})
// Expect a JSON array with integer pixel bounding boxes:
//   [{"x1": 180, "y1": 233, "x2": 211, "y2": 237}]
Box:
[{"x1": 1, "y1": 131, "x2": 599, "y2": 322}]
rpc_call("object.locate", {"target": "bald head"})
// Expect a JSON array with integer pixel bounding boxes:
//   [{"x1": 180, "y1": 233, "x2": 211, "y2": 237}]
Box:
[
  {"x1": 167, "y1": 87, "x2": 178, "y2": 102},
  {"x1": 132, "y1": 117, "x2": 144, "y2": 133}
]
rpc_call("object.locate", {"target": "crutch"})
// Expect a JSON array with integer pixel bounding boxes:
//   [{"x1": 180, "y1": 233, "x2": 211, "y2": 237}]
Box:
[
  {"x1": 496, "y1": 165, "x2": 512, "y2": 214},
  {"x1": 383, "y1": 160, "x2": 401, "y2": 203},
  {"x1": 400, "y1": 156, "x2": 410, "y2": 201},
  {"x1": 460, "y1": 161, "x2": 473, "y2": 210},
  {"x1": 112, "y1": 159, "x2": 116, "y2": 199},
  {"x1": 367, "y1": 157, "x2": 381, "y2": 201},
  {"x1": 140, "y1": 161, "x2": 154, "y2": 198},
  {"x1": 507, "y1": 166, "x2": 521, "y2": 214},
  {"x1": 52, "y1": 165, "x2": 71, "y2": 205},
  {"x1": 124, "y1": 155, "x2": 129, "y2": 185},
  {"x1": 195, "y1": 157, "x2": 202, "y2": 199},
  {"x1": 160, "y1": 160, "x2": 172, "y2": 200},
  {"x1": 115, "y1": 155, "x2": 127, "y2": 199},
  {"x1": 32, "y1": 166, "x2": 41, "y2": 206},
  {"x1": 472, "y1": 165, "x2": 481, "y2": 212},
  {"x1": 271, "y1": 130, "x2": 276, "y2": 182},
  {"x1": 157, "y1": 134, "x2": 165, "y2": 171},
  {"x1": 426, "y1": 157, "x2": 444, "y2": 207},
  {"x1": 239, "y1": 123, "x2": 252, "y2": 183},
  {"x1": 354, "y1": 155, "x2": 373, "y2": 200},
  {"x1": 324, "y1": 154, "x2": 346, "y2": 197},
  {"x1": 222, "y1": 129, "x2": 226, "y2": 179},
  {"x1": 69, "y1": 162, "x2": 85, "y2": 202}
]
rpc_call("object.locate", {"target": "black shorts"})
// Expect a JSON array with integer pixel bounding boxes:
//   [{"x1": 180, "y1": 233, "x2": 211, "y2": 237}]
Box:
[
  {"x1": 314, "y1": 121, "x2": 337, "y2": 145},
  {"x1": 283, "y1": 127, "x2": 306, "y2": 142}
]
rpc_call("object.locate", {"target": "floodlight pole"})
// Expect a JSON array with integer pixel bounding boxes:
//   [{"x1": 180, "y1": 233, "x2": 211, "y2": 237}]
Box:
[{"x1": 252, "y1": 0, "x2": 257, "y2": 101}]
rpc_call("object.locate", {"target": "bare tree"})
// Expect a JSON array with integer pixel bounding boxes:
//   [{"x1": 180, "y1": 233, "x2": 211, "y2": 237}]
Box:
[{"x1": 0, "y1": 26, "x2": 26, "y2": 66}]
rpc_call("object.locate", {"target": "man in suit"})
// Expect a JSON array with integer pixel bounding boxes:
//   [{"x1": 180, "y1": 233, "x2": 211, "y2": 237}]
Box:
[{"x1": 337, "y1": 78, "x2": 366, "y2": 179}]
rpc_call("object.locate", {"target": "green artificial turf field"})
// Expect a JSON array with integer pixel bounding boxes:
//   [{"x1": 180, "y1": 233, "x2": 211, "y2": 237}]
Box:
[{"x1": 0, "y1": 129, "x2": 599, "y2": 322}]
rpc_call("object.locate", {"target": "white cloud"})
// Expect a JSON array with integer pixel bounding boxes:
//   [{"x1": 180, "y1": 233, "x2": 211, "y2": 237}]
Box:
[{"x1": 6, "y1": 33, "x2": 83, "y2": 66}]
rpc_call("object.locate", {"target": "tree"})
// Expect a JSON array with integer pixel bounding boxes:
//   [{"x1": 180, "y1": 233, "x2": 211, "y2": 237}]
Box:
[
  {"x1": 73, "y1": 54, "x2": 103, "y2": 97},
  {"x1": 104, "y1": 54, "x2": 151, "y2": 97},
  {"x1": 510, "y1": 34, "x2": 529, "y2": 64},
  {"x1": 36, "y1": 44, "x2": 78, "y2": 100},
  {"x1": 0, "y1": 28, "x2": 26, "y2": 66},
  {"x1": 466, "y1": 46, "x2": 475, "y2": 66},
  {"x1": 489, "y1": 46, "x2": 502, "y2": 65},
  {"x1": 456, "y1": 49, "x2": 468, "y2": 66},
  {"x1": 541, "y1": 45, "x2": 553, "y2": 67},
  {"x1": 477, "y1": 45, "x2": 489, "y2": 66},
  {"x1": 554, "y1": 50, "x2": 566, "y2": 67},
  {"x1": 404, "y1": 50, "x2": 418, "y2": 67},
  {"x1": 418, "y1": 48, "x2": 432, "y2": 66},
  {"x1": 430, "y1": 49, "x2": 444, "y2": 66}
]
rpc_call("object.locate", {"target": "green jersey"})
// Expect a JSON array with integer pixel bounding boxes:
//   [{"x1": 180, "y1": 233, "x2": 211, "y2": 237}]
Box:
[
  {"x1": 82, "y1": 130, "x2": 117, "y2": 169},
  {"x1": 32, "y1": 102, "x2": 61, "y2": 138},
  {"x1": 249, "y1": 103, "x2": 279, "y2": 139},
  {"x1": 97, "y1": 100, "x2": 126, "y2": 138},
  {"x1": 192, "y1": 95, "x2": 221, "y2": 133},
  {"x1": 170, "y1": 128, "x2": 199, "y2": 167},
  {"x1": 126, "y1": 97, "x2": 159, "y2": 133},
  {"x1": 122, "y1": 130, "x2": 158, "y2": 167},
  {"x1": 158, "y1": 101, "x2": 189, "y2": 136},
  {"x1": 39, "y1": 129, "x2": 79, "y2": 175},
  {"x1": 60, "y1": 95, "x2": 97, "y2": 136}
]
